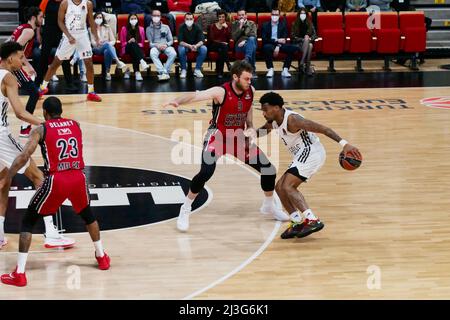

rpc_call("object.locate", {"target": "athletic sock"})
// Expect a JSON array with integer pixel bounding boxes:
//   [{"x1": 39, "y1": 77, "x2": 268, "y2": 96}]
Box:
[
  {"x1": 17, "y1": 252, "x2": 28, "y2": 273},
  {"x1": 289, "y1": 211, "x2": 302, "y2": 223},
  {"x1": 94, "y1": 240, "x2": 104, "y2": 258},
  {"x1": 88, "y1": 84, "x2": 95, "y2": 93},
  {"x1": 40, "y1": 80, "x2": 49, "y2": 90},
  {"x1": 303, "y1": 209, "x2": 318, "y2": 221}
]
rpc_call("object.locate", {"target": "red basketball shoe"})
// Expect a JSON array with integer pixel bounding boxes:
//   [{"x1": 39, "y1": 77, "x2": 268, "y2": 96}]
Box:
[
  {"x1": 87, "y1": 92, "x2": 102, "y2": 102},
  {"x1": 96, "y1": 252, "x2": 110, "y2": 270},
  {"x1": 1, "y1": 268, "x2": 27, "y2": 287}
]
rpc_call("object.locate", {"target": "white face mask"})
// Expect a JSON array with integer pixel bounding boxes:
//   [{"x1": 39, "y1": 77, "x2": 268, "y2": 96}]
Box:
[
  {"x1": 271, "y1": 15, "x2": 279, "y2": 23},
  {"x1": 185, "y1": 20, "x2": 194, "y2": 27},
  {"x1": 130, "y1": 19, "x2": 138, "y2": 26},
  {"x1": 95, "y1": 18, "x2": 103, "y2": 26},
  {"x1": 152, "y1": 16, "x2": 161, "y2": 24},
  {"x1": 300, "y1": 13, "x2": 307, "y2": 21}
]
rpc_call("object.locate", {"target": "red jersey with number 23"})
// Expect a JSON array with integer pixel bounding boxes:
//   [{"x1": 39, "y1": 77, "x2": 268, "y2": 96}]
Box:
[{"x1": 40, "y1": 118, "x2": 85, "y2": 175}]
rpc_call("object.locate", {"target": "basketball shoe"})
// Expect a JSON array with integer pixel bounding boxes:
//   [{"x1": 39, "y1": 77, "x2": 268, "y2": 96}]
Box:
[
  {"x1": 1, "y1": 267, "x2": 27, "y2": 287},
  {"x1": 44, "y1": 226, "x2": 75, "y2": 249},
  {"x1": 260, "y1": 197, "x2": 290, "y2": 221},
  {"x1": 281, "y1": 219, "x2": 324, "y2": 239},
  {"x1": 87, "y1": 92, "x2": 102, "y2": 102},
  {"x1": 177, "y1": 204, "x2": 191, "y2": 232},
  {"x1": 96, "y1": 252, "x2": 111, "y2": 270},
  {"x1": 38, "y1": 87, "x2": 48, "y2": 98}
]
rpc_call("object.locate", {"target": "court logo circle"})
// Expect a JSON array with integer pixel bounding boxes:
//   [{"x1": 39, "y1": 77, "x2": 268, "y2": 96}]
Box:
[{"x1": 6, "y1": 166, "x2": 209, "y2": 233}]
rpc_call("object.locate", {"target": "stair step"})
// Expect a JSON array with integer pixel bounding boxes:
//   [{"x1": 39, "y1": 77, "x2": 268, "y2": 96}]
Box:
[
  {"x1": 0, "y1": 1, "x2": 19, "y2": 9},
  {"x1": 0, "y1": 12, "x2": 18, "y2": 23}
]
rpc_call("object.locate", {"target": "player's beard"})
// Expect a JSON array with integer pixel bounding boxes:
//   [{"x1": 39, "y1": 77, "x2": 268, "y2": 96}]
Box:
[{"x1": 235, "y1": 79, "x2": 247, "y2": 92}]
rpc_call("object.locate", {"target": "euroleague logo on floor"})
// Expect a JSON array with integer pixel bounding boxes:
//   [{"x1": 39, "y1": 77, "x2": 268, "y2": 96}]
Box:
[
  {"x1": 420, "y1": 97, "x2": 450, "y2": 109},
  {"x1": 5, "y1": 166, "x2": 210, "y2": 233}
]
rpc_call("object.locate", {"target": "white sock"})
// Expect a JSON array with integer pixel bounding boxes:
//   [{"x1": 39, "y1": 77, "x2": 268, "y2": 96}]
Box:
[
  {"x1": 303, "y1": 209, "x2": 318, "y2": 221},
  {"x1": 43, "y1": 216, "x2": 57, "y2": 236},
  {"x1": 40, "y1": 80, "x2": 49, "y2": 90},
  {"x1": 88, "y1": 84, "x2": 95, "y2": 93},
  {"x1": 0, "y1": 216, "x2": 4, "y2": 242},
  {"x1": 183, "y1": 197, "x2": 194, "y2": 208},
  {"x1": 290, "y1": 211, "x2": 302, "y2": 223},
  {"x1": 94, "y1": 240, "x2": 104, "y2": 258},
  {"x1": 263, "y1": 195, "x2": 274, "y2": 206},
  {"x1": 17, "y1": 252, "x2": 28, "y2": 273}
]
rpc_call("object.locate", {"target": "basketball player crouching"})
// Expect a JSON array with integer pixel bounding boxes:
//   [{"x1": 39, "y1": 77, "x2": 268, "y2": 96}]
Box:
[{"x1": 257, "y1": 92, "x2": 362, "y2": 239}]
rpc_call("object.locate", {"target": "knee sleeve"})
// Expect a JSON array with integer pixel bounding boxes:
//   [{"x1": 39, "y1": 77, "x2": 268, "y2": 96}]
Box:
[
  {"x1": 21, "y1": 208, "x2": 41, "y2": 233},
  {"x1": 79, "y1": 206, "x2": 96, "y2": 225}
]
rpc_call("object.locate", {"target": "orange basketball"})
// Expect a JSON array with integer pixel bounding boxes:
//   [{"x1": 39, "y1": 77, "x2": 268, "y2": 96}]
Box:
[{"x1": 339, "y1": 151, "x2": 362, "y2": 171}]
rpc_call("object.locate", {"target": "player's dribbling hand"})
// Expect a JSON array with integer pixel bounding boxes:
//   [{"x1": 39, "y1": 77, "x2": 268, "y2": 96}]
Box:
[{"x1": 343, "y1": 144, "x2": 362, "y2": 160}]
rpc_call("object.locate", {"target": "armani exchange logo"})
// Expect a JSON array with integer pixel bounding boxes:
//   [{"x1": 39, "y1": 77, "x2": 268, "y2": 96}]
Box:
[{"x1": 5, "y1": 166, "x2": 210, "y2": 233}]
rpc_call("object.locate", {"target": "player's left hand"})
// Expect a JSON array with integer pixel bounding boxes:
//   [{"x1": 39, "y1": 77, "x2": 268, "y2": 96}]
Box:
[{"x1": 343, "y1": 144, "x2": 362, "y2": 160}]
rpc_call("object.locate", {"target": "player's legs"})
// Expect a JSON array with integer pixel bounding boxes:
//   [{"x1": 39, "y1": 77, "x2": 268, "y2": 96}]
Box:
[
  {"x1": 19, "y1": 79, "x2": 40, "y2": 137},
  {"x1": 245, "y1": 148, "x2": 290, "y2": 221},
  {"x1": 42, "y1": 55, "x2": 63, "y2": 84},
  {"x1": 274, "y1": 174, "x2": 297, "y2": 214},
  {"x1": 177, "y1": 149, "x2": 218, "y2": 232},
  {"x1": 0, "y1": 168, "x2": 8, "y2": 248}
]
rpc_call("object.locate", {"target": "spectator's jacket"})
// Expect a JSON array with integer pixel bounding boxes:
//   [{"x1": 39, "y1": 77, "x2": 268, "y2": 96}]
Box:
[
  {"x1": 119, "y1": 25, "x2": 146, "y2": 55},
  {"x1": 261, "y1": 20, "x2": 288, "y2": 46}
]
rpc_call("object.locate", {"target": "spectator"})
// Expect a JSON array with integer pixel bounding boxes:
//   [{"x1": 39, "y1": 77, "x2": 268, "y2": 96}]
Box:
[
  {"x1": 231, "y1": 9, "x2": 258, "y2": 77},
  {"x1": 146, "y1": 9, "x2": 177, "y2": 81},
  {"x1": 321, "y1": 0, "x2": 345, "y2": 12},
  {"x1": 145, "y1": 0, "x2": 176, "y2": 34},
  {"x1": 121, "y1": 0, "x2": 147, "y2": 13},
  {"x1": 94, "y1": 0, "x2": 121, "y2": 14},
  {"x1": 119, "y1": 14, "x2": 150, "y2": 81},
  {"x1": 220, "y1": 0, "x2": 246, "y2": 13},
  {"x1": 177, "y1": 12, "x2": 207, "y2": 78},
  {"x1": 245, "y1": 0, "x2": 270, "y2": 13},
  {"x1": 261, "y1": 8, "x2": 300, "y2": 78},
  {"x1": 90, "y1": 12, "x2": 129, "y2": 80},
  {"x1": 208, "y1": 9, "x2": 231, "y2": 78},
  {"x1": 346, "y1": 0, "x2": 367, "y2": 12},
  {"x1": 297, "y1": 0, "x2": 321, "y2": 27},
  {"x1": 291, "y1": 7, "x2": 316, "y2": 76},
  {"x1": 368, "y1": 0, "x2": 392, "y2": 11}
]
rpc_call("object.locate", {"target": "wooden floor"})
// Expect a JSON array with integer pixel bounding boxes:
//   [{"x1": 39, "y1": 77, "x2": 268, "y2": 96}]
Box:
[{"x1": 1, "y1": 85, "x2": 450, "y2": 299}]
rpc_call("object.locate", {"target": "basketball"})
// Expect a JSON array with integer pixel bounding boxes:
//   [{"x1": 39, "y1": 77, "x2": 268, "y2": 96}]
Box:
[{"x1": 339, "y1": 151, "x2": 362, "y2": 171}]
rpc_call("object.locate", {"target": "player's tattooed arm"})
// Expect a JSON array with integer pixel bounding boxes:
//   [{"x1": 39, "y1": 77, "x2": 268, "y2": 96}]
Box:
[
  {"x1": 7, "y1": 126, "x2": 43, "y2": 179},
  {"x1": 163, "y1": 86, "x2": 226, "y2": 107}
]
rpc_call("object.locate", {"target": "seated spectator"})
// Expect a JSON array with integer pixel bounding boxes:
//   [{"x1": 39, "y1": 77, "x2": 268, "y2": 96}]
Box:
[
  {"x1": 245, "y1": 0, "x2": 270, "y2": 13},
  {"x1": 321, "y1": 0, "x2": 345, "y2": 12},
  {"x1": 208, "y1": 9, "x2": 231, "y2": 78},
  {"x1": 177, "y1": 12, "x2": 207, "y2": 78},
  {"x1": 90, "y1": 12, "x2": 129, "y2": 80},
  {"x1": 146, "y1": 9, "x2": 177, "y2": 81},
  {"x1": 220, "y1": 0, "x2": 246, "y2": 13},
  {"x1": 261, "y1": 8, "x2": 300, "y2": 78},
  {"x1": 291, "y1": 7, "x2": 316, "y2": 76},
  {"x1": 346, "y1": 0, "x2": 367, "y2": 11},
  {"x1": 94, "y1": 0, "x2": 121, "y2": 14},
  {"x1": 368, "y1": 0, "x2": 392, "y2": 11},
  {"x1": 119, "y1": 14, "x2": 150, "y2": 81},
  {"x1": 231, "y1": 9, "x2": 257, "y2": 77},
  {"x1": 145, "y1": 0, "x2": 176, "y2": 34},
  {"x1": 121, "y1": 0, "x2": 147, "y2": 14},
  {"x1": 297, "y1": 0, "x2": 321, "y2": 27}
]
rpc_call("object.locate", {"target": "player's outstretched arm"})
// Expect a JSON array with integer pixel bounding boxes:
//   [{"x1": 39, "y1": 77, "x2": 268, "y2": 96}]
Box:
[
  {"x1": 7, "y1": 126, "x2": 43, "y2": 179},
  {"x1": 256, "y1": 121, "x2": 273, "y2": 138},
  {"x1": 289, "y1": 115, "x2": 362, "y2": 159},
  {"x1": 163, "y1": 86, "x2": 225, "y2": 108},
  {"x1": 5, "y1": 73, "x2": 42, "y2": 125}
]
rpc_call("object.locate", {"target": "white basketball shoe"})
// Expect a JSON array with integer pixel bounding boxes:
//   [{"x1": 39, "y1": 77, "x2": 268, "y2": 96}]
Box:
[{"x1": 177, "y1": 205, "x2": 191, "y2": 232}]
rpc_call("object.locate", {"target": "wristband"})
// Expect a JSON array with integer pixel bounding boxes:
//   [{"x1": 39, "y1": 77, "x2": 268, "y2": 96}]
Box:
[{"x1": 339, "y1": 139, "x2": 348, "y2": 147}]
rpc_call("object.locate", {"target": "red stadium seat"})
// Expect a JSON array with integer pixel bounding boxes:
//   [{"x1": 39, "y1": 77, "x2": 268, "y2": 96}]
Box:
[
  {"x1": 317, "y1": 12, "x2": 345, "y2": 71},
  {"x1": 344, "y1": 12, "x2": 373, "y2": 71},
  {"x1": 372, "y1": 12, "x2": 401, "y2": 70},
  {"x1": 399, "y1": 11, "x2": 426, "y2": 53}
]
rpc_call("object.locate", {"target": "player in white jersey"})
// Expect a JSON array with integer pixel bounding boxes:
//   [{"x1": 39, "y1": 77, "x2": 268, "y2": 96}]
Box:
[
  {"x1": 257, "y1": 92, "x2": 362, "y2": 239},
  {"x1": 0, "y1": 42, "x2": 75, "y2": 250},
  {"x1": 39, "y1": 0, "x2": 102, "y2": 102}
]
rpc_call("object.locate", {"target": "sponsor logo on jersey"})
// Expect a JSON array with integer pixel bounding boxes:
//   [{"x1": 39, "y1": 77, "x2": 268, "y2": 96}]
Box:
[{"x1": 58, "y1": 128, "x2": 72, "y2": 135}]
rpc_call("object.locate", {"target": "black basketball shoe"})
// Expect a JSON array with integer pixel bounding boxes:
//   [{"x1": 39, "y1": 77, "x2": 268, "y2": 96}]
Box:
[
  {"x1": 281, "y1": 221, "x2": 305, "y2": 239},
  {"x1": 281, "y1": 219, "x2": 325, "y2": 239}
]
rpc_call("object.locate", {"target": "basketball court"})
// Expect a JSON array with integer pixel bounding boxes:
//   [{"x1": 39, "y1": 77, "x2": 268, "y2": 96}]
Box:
[{"x1": 1, "y1": 59, "x2": 450, "y2": 298}]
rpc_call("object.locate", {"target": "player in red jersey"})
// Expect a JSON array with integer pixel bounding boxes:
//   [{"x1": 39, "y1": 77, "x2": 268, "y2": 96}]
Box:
[
  {"x1": 163, "y1": 60, "x2": 289, "y2": 232},
  {"x1": 1, "y1": 97, "x2": 110, "y2": 287},
  {"x1": 7, "y1": 7, "x2": 43, "y2": 138}
]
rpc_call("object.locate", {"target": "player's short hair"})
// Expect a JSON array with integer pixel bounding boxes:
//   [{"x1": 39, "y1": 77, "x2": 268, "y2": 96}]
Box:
[
  {"x1": 0, "y1": 41, "x2": 23, "y2": 60},
  {"x1": 230, "y1": 60, "x2": 253, "y2": 77},
  {"x1": 259, "y1": 92, "x2": 284, "y2": 108},
  {"x1": 43, "y1": 97, "x2": 63, "y2": 116},
  {"x1": 24, "y1": 6, "x2": 41, "y2": 23}
]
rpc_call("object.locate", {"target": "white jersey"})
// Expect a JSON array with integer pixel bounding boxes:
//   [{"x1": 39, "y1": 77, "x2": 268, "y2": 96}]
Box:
[
  {"x1": 272, "y1": 109, "x2": 321, "y2": 160},
  {"x1": 0, "y1": 69, "x2": 10, "y2": 128},
  {"x1": 65, "y1": 0, "x2": 88, "y2": 36}
]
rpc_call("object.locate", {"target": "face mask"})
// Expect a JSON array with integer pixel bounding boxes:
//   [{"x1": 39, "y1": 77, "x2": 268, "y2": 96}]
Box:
[
  {"x1": 152, "y1": 16, "x2": 161, "y2": 24},
  {"x1": 185, "y1": 20, "x2": 194, "y2": 27},
  {"x1": 300, "y1": 13, "x2": 307, "y2": 21},
  {"x1": 95, "y1": 18, "x2": 103, "y2": 25},
  {"x1": 130, "y1": 19, "x2": 138, "y2": 26},
  {"x1": 271, "y1": 15, "x2": 279, "y2": 23}
]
